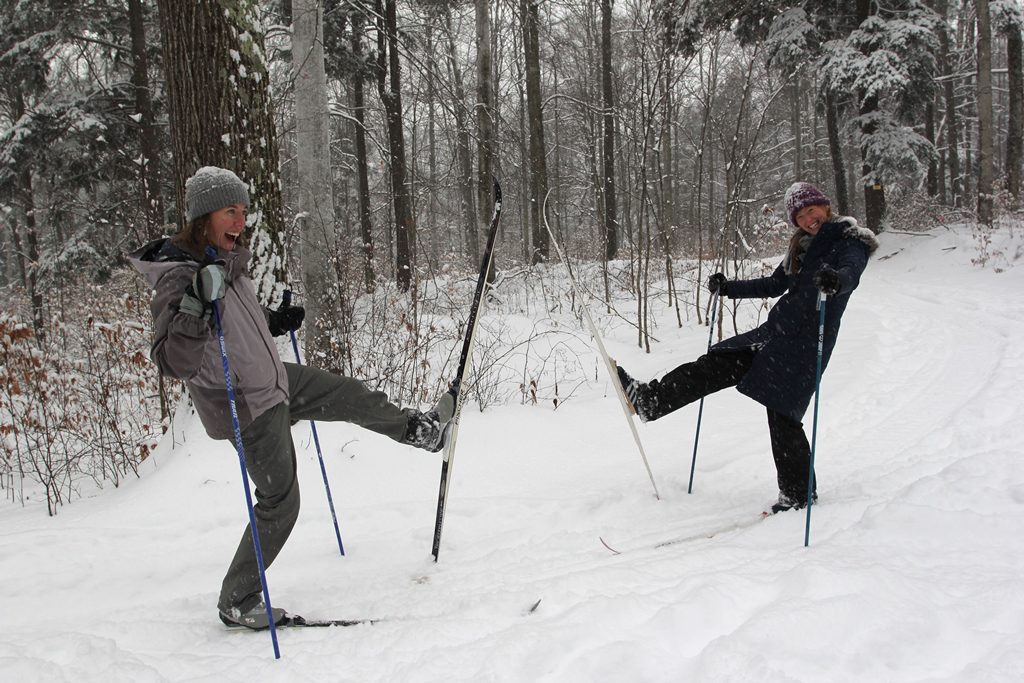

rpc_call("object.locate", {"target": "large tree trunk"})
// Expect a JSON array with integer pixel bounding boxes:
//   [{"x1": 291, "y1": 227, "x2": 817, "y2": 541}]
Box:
[
  {"x1": 522, "y1": 0, "x2": 549, "y2": 264},
  {"x1": 600, "y1": 0, "x2": 618, "y2": 259},
  {"x1": 155, "y1": 0, "x2": 286, "y2": 304},
  {"x1": 375, "y1": 0, "x2": 415, "y2": 291},
  {"x1": 292, "y1": 0, "x2": 337, "y2": 367},
  {"x1": 1005, "y1": 19, "x2": 1023, "y2": 207},
  {"x1": 976, "y1": 0, "x2": 994, "y2": 224},
  {"x1": 127, "y1": 0, "x2": 164, "y2": 238}
]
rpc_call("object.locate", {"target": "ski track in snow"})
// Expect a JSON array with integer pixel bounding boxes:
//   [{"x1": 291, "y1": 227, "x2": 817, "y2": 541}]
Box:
[{"x1": 2, "y1": 225, "x2": 1024, "y2": 682}]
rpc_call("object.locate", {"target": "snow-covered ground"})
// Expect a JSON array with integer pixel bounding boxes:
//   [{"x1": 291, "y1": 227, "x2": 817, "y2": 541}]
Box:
[{"x1": 2, "y1": 223, "x2": 1023, "y2": 682}]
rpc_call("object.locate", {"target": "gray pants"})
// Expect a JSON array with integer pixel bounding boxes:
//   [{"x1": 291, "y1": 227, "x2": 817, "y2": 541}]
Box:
[{"x1": 217, "y1": 362, "x2": 409, "y2": 615}]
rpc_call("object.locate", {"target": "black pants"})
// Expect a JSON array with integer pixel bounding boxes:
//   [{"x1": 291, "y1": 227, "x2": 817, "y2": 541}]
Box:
[{"x1": 646, "y1": 350, "x2": 815, "y2": 502}]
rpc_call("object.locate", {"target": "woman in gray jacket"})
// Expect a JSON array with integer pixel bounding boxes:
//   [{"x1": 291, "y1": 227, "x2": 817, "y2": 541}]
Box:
[{"x1": 129, "y1": 166, "x2": 451, "y2": 629}]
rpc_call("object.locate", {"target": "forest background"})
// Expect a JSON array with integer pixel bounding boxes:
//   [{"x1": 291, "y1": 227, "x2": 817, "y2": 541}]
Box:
[{"x1": 1, "y1": 0, "x2": 1022, "y2": 515}]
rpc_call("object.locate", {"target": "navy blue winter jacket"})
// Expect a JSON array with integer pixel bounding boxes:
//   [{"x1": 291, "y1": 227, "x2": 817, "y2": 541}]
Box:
[{"x1": 711, "y1": 218, "x2": 879, "y2": 422}]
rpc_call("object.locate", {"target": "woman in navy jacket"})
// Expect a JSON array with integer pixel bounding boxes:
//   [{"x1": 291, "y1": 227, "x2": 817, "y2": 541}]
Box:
[{"x1": 617, "y1": 182, "x2": 878, "y2": 513}]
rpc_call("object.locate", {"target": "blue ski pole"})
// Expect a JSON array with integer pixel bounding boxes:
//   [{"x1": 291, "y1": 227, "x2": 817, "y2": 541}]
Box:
[
  {"x1": 688, "y1": 289, "x2": 720, "y2": 494},
  {"x1": 206, "y1": 248, "x2": 281, "y2": 658},
  {"x1": 282, "y1": 290, "x2": 345, "y2": 556},
  {"x1": 804, "y1": 290, "x2": 827, "y2": 547}
]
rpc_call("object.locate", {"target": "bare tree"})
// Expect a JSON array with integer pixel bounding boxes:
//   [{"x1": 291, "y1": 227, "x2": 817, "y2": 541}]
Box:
[
  {"x1": 476, "y1": 0, "x2": 497, "y2": 249},
  {"x1": 1000, "y1": 4, "x2": 1023, "y2": 206},
  {"x1": 441, "y1": 3, "x2": 479, "y2": 262},
  {"x1": 522, "y1": 0, "x2": 549, "y2": 264},
  {"x1": 127, "y1": 0, "x2": 164, "y2": 237},
  {"x1": 977, "y1": 0, "x2": 994, "y2": 224},
  {"x1": 375, "y1": 0, "x2": 416, "y2": 291},
  {"x1": 348, "y1": 7, "x2": 376, "y2": 292}
]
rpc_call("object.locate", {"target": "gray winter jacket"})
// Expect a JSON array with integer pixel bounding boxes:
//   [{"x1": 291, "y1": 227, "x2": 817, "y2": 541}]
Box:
[{"x1": 128, "y1": 238, "x2": 288, "y2": 440}]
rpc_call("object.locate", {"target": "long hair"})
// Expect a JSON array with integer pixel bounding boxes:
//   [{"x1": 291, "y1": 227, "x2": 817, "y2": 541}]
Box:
[
  {"x1": 171, "y1": 215, "x2": 210, "y2": 259},
  {"x1": 785, "y1": 204, "x2": 833, "y2": 274}
]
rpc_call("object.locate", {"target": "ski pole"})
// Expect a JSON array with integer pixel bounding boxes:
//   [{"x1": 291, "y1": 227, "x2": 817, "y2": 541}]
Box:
[
  {"x1": 206, "y1": 248, "x2": 281, "y2": 659},
  {"x1": 687, "y1": 289, "x2": 720, "y2": 494},
  {"x1": 282, "y1": 290, "x2": 345, "y2": 557},
  {"x1": 804, "y1": 290, "x2": 827, "y2": 547}
]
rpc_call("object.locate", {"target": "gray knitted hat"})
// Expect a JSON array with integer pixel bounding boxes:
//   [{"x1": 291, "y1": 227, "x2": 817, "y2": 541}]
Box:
[
  {"x1": 184, "y1": 166, "x2": 250, "y2": 221},
  {"x1": 784, "y1": 181, "x2": 830, "y2": 226}
]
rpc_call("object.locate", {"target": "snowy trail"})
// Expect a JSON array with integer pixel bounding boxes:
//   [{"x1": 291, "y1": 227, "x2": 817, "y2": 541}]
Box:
[{"x1": 2, "y1": 225, "x2": 1024, "y2": 682}]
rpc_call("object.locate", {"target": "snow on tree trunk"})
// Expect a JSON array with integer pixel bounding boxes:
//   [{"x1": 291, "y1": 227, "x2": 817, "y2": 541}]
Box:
[
  {"x1": 155, "y1": 0, "x2": 287, "y2": 305},
  {"x1": 291, "y1": 0, "x2": 338, "y2": 367}
]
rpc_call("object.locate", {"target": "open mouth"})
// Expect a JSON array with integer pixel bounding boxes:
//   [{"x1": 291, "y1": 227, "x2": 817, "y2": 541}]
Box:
[{"x1": 225, "y1": 232, "x2": 240, "y2": 246}]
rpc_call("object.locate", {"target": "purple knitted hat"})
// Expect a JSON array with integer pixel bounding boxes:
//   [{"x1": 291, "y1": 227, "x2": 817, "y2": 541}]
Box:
[{"x1": 784, "y1": 182, "x2": 831, "y2": 226}]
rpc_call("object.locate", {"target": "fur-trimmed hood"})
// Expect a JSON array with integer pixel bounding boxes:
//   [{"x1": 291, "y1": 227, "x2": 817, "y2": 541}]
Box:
[{"x1": 833, "y1": 216, "x2": 880, "y2": 255}]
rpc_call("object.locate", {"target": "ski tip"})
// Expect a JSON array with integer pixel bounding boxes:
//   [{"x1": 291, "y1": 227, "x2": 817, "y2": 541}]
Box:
[
  {"x1": 526, "y1": 598, "x2": 542, "y2": 615},
  {"x1": 599, "y1": 537, "x2": 621, "y2": 555}
]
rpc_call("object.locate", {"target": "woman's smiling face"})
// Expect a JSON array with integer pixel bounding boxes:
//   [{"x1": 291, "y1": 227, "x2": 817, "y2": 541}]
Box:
[
  {"x1": 794, "y1": 204, "x2": 830, "y2": 235},
  {"x1": 206, "y1": 203, "x2": 247, "y2": 251}
]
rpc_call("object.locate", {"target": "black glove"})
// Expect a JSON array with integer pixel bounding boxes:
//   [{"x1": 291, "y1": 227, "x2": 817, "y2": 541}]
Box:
[
  {"x1": 707, "y1": 272, "x2": 728, "y2": 295},
  {"x1": 814, "y1": 264, "x2": 841, "y2": 295},
  {"x1": 268, "y1": 304, "x2": 305, "y2": 337},
  {"x1": 179, "y1": 263, "x2": 227, "y2": 318}
]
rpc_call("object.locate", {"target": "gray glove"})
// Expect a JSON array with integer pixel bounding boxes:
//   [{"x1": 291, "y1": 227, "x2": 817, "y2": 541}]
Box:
[{"x1": 179, "y1": 263, "x2": 227, "y2": 318}]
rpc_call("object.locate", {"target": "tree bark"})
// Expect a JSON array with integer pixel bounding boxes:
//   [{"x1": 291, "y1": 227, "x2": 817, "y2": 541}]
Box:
[
  {"x1": 155, "y1": 0, "x2": 286, "y2": 303},
  {"x1": 351, "y1": 10, "x2": 375, "y2": 292},
  {"x1": 856, "y1": 0, "x2": 885, "y2": 233},
  {"x1": 522, "y1": 0, "x2": 549, "y2": 264},
  {"x1": 20, "y1": 168, "x2": 44, "y2": 343},
  {"x1": 1006, "y1": 20, "x2": 1023, "y2": 206},
  {"x1": 476, "y1": 0, "x2": 496, "y2": 237},
  {"x1": 292, "y1": 0, "x2": 337, "y2": 367},
  {"x1": 937, "y1": 0, "x2": 963, "y2": 207},
  {"x1": 127, "y1": 0, "x2": 164, "y2": 237},
  {"x1": 825, "y1": 89, "x2": 850, "y2": 215},
  {"x1": 925, "y1": 99, "x2": 938, "y2": 197},
  {"x1": 600, "y1": 0, "x2": 618, "y2": 259},
  {"x1": 976, "y1": 0, "x2": 994, "y2": 224},
  {"x1": 375, "y1": 0, "x2": 415, "y2": 291}
]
